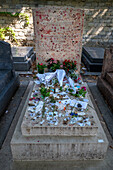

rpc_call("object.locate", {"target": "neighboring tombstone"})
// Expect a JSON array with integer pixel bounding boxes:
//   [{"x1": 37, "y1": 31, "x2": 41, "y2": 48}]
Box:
[
  {"x1": 0, "y1": 41, "x2": 20, "y2": 117},
  {"x1": 33, "y1": 6, "x2": 84, "y2": 71},
  {"x1": 97, "y1": 47, "x2": 113, "y2": 112},
  {"x1": 11, "y1": 47, "x2": 36, "y2": 71},
  {"x1": 0, "y1": 40, "x2": 14, "y2": 71},
  {"x1": 101, "y1": 47, "x2": 113, "y2": 78},
  {"x1": 82, "y1": 47, "x2": 105, "y2": 72}
]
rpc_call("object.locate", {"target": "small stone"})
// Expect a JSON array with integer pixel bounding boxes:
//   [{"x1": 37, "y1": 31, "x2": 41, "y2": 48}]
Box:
[
  {"x1": 40, "y1": 120, "x2": 45, "y2": 125},
  {"x1": 63, "y1": 118, "x2": 68, "y2": 125},
  {"x1": 28, "y1": 102, "x2": 36, "y2": 106},
  {"x1": 77, "y1": 103, "x2": 82, "y2": 108}
]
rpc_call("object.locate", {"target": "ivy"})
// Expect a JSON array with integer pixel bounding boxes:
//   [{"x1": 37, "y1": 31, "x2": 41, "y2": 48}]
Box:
[
  {"x1": 19, "y1": 13, "x2": 29, "y2": 26},
  {"x1": 0, "y1": 12, "x2": 19, "y2": 17},
  {"x1": 0, "y1": 12, "x2": 29, "y2": 27},
  {"x1": 0, "y1": 27, "x2": 18, "y2": 43}
]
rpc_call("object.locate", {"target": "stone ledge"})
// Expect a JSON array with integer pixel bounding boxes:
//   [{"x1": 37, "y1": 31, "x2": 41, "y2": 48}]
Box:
[
  {"x1": 106, "y1": 73, "x2": 113, "y2": 87},
  {"x1": 97, "y1": 76, "x2": 113, "y2": 112}
]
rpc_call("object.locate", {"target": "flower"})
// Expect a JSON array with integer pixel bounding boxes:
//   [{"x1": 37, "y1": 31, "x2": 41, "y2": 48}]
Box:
[
  {"x1": 78, "y1": 77, "x2": 81, "y2": 80},
  {"x1": 60, "y1": 65, "x2": 63, "y2": 68},
  {"x1": 81, "y1": 86, "x2": 86, "y2": 91},
  {"x1": 63, "y1": 59, "x2": 77, "y2": 72},
  {"x1": 37, "y1": 63, "x2": 47, "y2": 74},
  {"x1": 46, "y1": 58, "x2": 61, "y2": 71},
  {"x1": 53, "y1": 60, "x2": 57, "y2": 64}
]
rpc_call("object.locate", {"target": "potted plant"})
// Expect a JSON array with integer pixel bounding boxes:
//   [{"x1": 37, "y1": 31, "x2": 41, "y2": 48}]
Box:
[
  {"x1": 37, "y1": 63, "x2": 47, "y2": 74},
  {"x1": 46, "y1": 58, "x2": 61, "y2": 72},
  {"x1": 63, "y1": 59, "x2": 77, "y2": 74}
]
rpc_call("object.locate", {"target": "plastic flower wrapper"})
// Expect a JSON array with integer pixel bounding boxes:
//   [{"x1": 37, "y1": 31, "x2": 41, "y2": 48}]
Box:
[
  {"x1": 36, "y1": 69, "x2": 76, "y2": 88},
  {"x1": 36, "y1": 73, "x2": 45, "y2": 84},
  {"x1": 56, "y1": 69, "x2": 66, "y2": 87},
  {"x1": 44, "y1": 72, "x2": 57, "y2": 84},
  {"x1": 68, "y1": 77, "x2": 76, "y2": 93}
]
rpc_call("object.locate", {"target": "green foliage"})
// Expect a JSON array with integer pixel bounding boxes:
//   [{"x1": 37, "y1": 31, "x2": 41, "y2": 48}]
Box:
[
  {"x1": 70, "y1": 73, "x2": 77, "y2": 80},
  {"x1": 78, "y1": 89, "x2": 87, "y2": 97},
  {"x1": 0, "y1": 12, "x2": 29, "y2": 27},
  {"x1": 50, "y1": 62, "x2": 61, "y2": 71},
  {"x1": 37, "y1": 63, "x2": 47, "y2": 74},
  {"x1": 0, "y1": 27, "x2": 18, "y2": 43},
  {"x1": 53, "y1": 78, "x2": 59, "y2": 86},
  {"x1": 63, "y1": 60, "x2": 77, "y2": 72},
  {"x1": 69, "y1": 88, "x2": 87, "y2": 98},
  {"x1": 59, "y1": 86, "x2": 63, "y2": 91},
  {"x1": 50, "y1": 96, "x2": 56, "y2": 103},
  {"x1": 40, "y1": 86, "x2": 50, "y2": 99},
  {"x1": 0, "y1": 12, "x2": 30, "y2": 43},
  {"x1": 19, "y1": 13, "x2": 29, "y2": 27},
  {"x1": 68, "y1": 88, "x2": 73, "y2": 93},
  {"x1": 0, "y1": 12, "x2": 19, "y2": 17},
  {"x1": 74, "y1": 89, "x2": 87, "y2": 98}
]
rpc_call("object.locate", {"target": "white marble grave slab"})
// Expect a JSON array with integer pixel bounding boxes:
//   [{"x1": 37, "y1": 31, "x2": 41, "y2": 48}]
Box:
[{"x1": 21, "y1": 83, "x2": 98, "y2": 136}]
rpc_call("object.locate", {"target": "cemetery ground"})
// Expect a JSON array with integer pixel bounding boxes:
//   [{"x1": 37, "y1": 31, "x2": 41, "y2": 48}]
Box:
[{"x1": 0, "y1": 68, "x2": 113, "y2": 170}]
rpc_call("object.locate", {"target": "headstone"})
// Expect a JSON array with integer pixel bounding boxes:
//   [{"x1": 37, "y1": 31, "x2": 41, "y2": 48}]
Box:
[
  {"x1": 97, "y1": 47, "x2": 113, "y2": 112},
  {"x1": 12, "y1": 47, "x2": 33, "y2": 62},
  {"x1": 82, "y1": 47, "x2": 105, "y2": 72},
  {"x1": 0, "y1": 41, "x2": 14, "y2": 70},
  {"x1": 0, "y1": 41, "x2": 19, "y2": 117},
  {"x1": 101, "y1": 47, "x2": 113, "y2": 78},
  {"x1": 11, "y1": 47, "x2": 36, "y2": 71},
  {"x1": 33, "y1": 6, "x2": 84, "y2": 71}
]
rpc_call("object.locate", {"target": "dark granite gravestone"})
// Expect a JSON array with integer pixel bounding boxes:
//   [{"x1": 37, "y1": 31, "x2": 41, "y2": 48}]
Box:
[
  {"x1": 82, "y1": 47, "x2": 105, "y2": 72},
  {"x1": 0, "y1": 41, "x2": 20, "y2": 117},
  {"x1": 11, "y1": 47, "x2": 36, "y2": 71},
  {"x1": 97, "y1": 47, "x2": 113, "y2": 112}
]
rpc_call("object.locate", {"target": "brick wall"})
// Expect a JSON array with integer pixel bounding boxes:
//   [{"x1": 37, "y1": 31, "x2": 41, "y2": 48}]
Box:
[{"x1": 0, "y1": 0, "x2": 113, "y2": 48}]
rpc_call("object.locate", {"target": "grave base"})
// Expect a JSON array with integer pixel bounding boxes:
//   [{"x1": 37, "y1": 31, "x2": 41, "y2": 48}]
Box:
[
  {"x1": 82, "y1": 53, "x2": 103, "y2": 72},
  {"x1": 11, "y1": 82, "x2": 108, "y2": 161},
  {"x1": 13, "y1": 53, "x2": 36, "y2": 71},
  {"x1": 97, "y1": 76, "x2": 113, "y2": 112},
  {"x1": 82, "y1": 47, "x2": 104, "y2": 72},
  {"x1": 0, "y1": 73, "x2": 20, "y2": 117}
]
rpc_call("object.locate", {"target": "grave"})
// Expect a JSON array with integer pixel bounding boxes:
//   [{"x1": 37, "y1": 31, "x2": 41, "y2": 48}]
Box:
[
  {"x1": 97, "y1": 47, "x2": 113, "y2": 112},
  {"x1": 11, "y1": 47, "x2": 36, "y2": 71},
  {"x1": 11, "y1": 6, "x2": 108, "y2": 161},
  {"x1": 11, "y1": 81, "x2": 108, "y2": 160},
  {"x1": 0, "y1": 41, "x2": 19, "y2": 117},
  {"x1": 82, "y1": 47, "x2": 105, "y2": 72}
]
